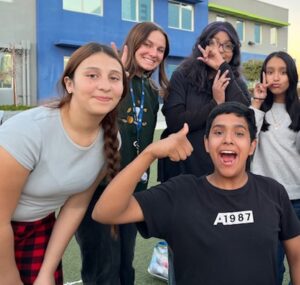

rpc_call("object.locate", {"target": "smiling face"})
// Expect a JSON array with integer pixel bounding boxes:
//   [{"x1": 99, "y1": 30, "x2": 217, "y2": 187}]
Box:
[
  {"x1": 204, "y1": 113, "x2": 256, "y2": 185},
  {"x1": 134, "y1": 30, "x2": 166, "y2": 73},
  {"x1": 211, "y1": 31, "x2": 234, "y2": 64},
  {"x1": 265, "y1": 56, "x2": 289, "y2": 103},
  {"x1": 64, "y1": 52, "x2": 124, "y2": 117}
]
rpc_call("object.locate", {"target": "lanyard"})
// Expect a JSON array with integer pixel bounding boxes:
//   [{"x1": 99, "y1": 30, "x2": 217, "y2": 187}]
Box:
[{"x1": 130, "y1": 78, "x2": 145, "y2": 154}]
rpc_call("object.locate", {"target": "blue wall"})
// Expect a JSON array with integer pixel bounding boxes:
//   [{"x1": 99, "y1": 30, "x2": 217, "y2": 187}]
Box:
[
  {"x1": 36, "y1": 0, "x2": 208, "y2": 102},
  {"x1": 241, "y1": 52, "x2": 267, "y2": 62}
]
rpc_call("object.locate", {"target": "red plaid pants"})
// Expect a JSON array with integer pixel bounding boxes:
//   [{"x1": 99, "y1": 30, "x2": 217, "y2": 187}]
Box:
[{"x1": 12, "y1": 213, "x2": 63, "y2": 285}]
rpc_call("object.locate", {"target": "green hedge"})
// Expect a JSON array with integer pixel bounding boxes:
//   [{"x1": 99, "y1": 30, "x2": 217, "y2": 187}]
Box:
[{"x1": 0, "y1": 105, "x2": 34, "y2": 111}]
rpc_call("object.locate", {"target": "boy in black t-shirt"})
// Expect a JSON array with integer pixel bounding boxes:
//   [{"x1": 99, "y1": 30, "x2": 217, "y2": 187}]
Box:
[{"x1": 92, "y1": 102, "x2": 300, "y2": 285}]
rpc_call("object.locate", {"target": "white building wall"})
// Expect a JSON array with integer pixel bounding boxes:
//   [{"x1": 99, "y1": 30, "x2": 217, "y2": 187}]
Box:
[
  {"x1": 0, "y1": 0, "x2": 37, "y2": 105},
  {"x1": 209, "y1": 12, "x2": 288, "y2": 55},
  {"x1": 208, "y1": 0, "x2": 288, "y2": 58}
]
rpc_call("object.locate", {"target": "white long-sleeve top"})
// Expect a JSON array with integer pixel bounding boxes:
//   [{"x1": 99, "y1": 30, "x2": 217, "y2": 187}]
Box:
[{"x1": 251, "y1": 103, "x2": 300, "y2": 200}]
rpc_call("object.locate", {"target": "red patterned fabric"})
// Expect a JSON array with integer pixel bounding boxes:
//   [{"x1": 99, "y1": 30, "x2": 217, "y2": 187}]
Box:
[{"x1": 12, "y1": 213, "x2": 63, "y2": 285}]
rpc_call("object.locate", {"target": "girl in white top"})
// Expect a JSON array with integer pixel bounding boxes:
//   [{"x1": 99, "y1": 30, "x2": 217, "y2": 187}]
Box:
[
  {"x1": 250, "y1": 51, "x2": 300, "y2": 285},
  {"x1": 0, "y1": 43, "x2": 127, "y2": 285}
]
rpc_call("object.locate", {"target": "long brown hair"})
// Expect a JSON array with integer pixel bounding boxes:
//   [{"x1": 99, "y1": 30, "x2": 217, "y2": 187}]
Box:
[
  {"x1": 123, "y1": 22, "x2": 169, "y2": 97},
  {"x1": 57, "y1": 42, "x2": 128, "y2": 180}
]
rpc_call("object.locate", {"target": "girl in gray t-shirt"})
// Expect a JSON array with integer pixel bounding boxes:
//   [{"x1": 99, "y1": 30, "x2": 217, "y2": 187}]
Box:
[
  {"x1": 0, "y1": 43, "x2": 127, "y2": 285},
  {"x1": 250, "y1": 51, "x2": 300, "y2": 285}
]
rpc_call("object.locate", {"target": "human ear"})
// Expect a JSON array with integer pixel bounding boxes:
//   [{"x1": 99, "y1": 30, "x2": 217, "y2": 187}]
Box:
[
  {"x1": 204, "y1": 137, "x2": 210, "y2": 153},
  {"x1": 64, "y1": 76, "x2": 73, "y2": 94},
  {"x1": 248, "y1": 139, "x2": 257, "y2": 156}
]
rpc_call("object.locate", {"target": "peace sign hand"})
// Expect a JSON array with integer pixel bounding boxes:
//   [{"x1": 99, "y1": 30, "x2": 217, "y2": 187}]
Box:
[{"x1": 252, "y1": 72, "x2": 270, "y2": 109}]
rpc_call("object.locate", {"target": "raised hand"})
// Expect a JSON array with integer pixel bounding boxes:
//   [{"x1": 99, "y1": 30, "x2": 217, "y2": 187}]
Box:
[
  {"x1": 212, "y1": 69, "x2": 230, "y2": 104},
  {"x1": 197, "y1": 40, "x2": 225, "y2": 70},
  {"x1": 252, "y1": 72, "x2": 270, "y2": 109},
  {"x1": 111, "y1": 42, "x2": 128, "y2": 67},
  {"x1": 147, "y1": 123, "x2": 193, "y2": 161},
  {"x1": 253, "y1": 72, "x2": 269, "y2": 100}
]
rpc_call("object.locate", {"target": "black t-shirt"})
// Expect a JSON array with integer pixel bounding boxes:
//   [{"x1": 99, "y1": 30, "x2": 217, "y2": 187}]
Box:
[{"x1": 134, "y1": 173, "x2": 300, "y2": 285}]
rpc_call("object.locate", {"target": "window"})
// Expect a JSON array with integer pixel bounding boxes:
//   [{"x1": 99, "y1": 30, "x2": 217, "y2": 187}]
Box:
[
  {"x1": 122, "y1": 0, "x2": 152, "y2": 22},
  {"x1": 0, "y1": 51, "x2": 12, "y2": 88},
  {"x1": 270, "y1": 27, "x2": 277, "y2": 46},
  {"x1": 63, "y1": 0, "x2": 103, "y2": 16},
  {"x1": 254, "y1": 24, "x2": 262, "y2": 44},
  {"x1": 168, "y1": 1, "x2": 193, "y2": 31},
  {"x1": 216, "y1": 15, "x2": 225, "y2": 22},
  {"x1": 236, "y1": 20, "x2": 244, "y2": 42},
  {"x1": 64, "y1": 56, "x2": 70, "y2": 69}
]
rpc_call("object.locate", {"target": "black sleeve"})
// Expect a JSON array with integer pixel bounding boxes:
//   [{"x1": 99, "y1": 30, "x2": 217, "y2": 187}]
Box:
[
  {"x1": 134, "y1": 176, "x2": 190, "y2": 240},
  {"x1": 219, "y1": 62, "x2": 251, "y2": 106},
  {"x1": 279, "y1": 185, "x2": 300, "y2": 240},
  {"x1": 163, "y1": 70, "x2": 217, "y2": 133},
  {"x1": 236, "y1": 77, "x2": 251, "y2": 103},
  {"x1": 134, "y1": 181, "x2": 175, "y2": 240}
]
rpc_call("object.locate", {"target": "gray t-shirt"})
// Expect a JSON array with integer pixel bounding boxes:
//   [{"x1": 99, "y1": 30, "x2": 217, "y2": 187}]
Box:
[
  {"x1": 251, "y1": 103, "x2": 300, "y2": 200},
  {"x1": 296, "y1": 131, "x2": 300, "y2": 153},
  {"x1": 0, "y1": 106, "x2": 105, "y2": 221}
]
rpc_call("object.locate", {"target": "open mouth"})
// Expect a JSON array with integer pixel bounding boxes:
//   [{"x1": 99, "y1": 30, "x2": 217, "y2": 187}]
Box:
[{"x1": 220, "y1": 150, "x2": 237, "y2": 165}]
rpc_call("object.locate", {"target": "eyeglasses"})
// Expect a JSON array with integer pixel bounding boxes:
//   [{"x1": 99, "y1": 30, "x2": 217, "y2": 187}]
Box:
[{"x1": 207, "y1": 39, "x2": 235, "y2": 53}]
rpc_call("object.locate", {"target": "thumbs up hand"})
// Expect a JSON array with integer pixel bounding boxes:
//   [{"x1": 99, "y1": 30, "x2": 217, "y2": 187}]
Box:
[{"x1": 147, "y1": 123, "x2": 193, "y2": 161}]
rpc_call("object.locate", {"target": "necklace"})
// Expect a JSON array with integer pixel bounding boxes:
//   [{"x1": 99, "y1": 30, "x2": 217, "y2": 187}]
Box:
[
  {"x1": 129, "y1": 77, "x2": 148, "y2": 184},
  {"x1": 270, "y1": 109, "x2": 282, "y2": 129},
  {"x1": 129, "y1": 77, "x2": 145, "y2": 154}
]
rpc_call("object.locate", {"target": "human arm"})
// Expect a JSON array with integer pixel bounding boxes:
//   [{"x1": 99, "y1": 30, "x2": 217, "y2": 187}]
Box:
[
  {"x1": 210, "y1": 67, "x2": 251, "y2": 105},
  {"x1": 251, "y1": 72, "x2": 270, "y2": 110},
  {"x1": 197, "y1": 43, "x2": 250, "y2": 105},
  {"x1": 280, "y1": 184, "x2": 300, "y2": 285},
  {"x1": 197, "y1": 42, "x2": 225, "y2": 71},
  {"x1": 284, "y1": 236, "x2": 300, "y2": 284},
  {"x1": 164, "y1": 66, "x2": 248, "y2": 134},
  {"x1": 0, "y1": 147, "x2": 30, "y2": 285},
  {"x1": 33, "y1": 169, "x2": 106, "y2": 285},
  {"x1": 92, "y1": 124, "x2": 193, "y2": 224},
  {"x1": 222, "y1": 63, "x2": 251, "y2": 105},
  {"x1": 247, "y1": 73, "x2": 271, "y2": 136},
  {"x1": 211, "y1": 69, "x2": 230, "y2": 104},
  {"x1": 197, "y1": 44, "x2": 229, "y2": 105}
]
